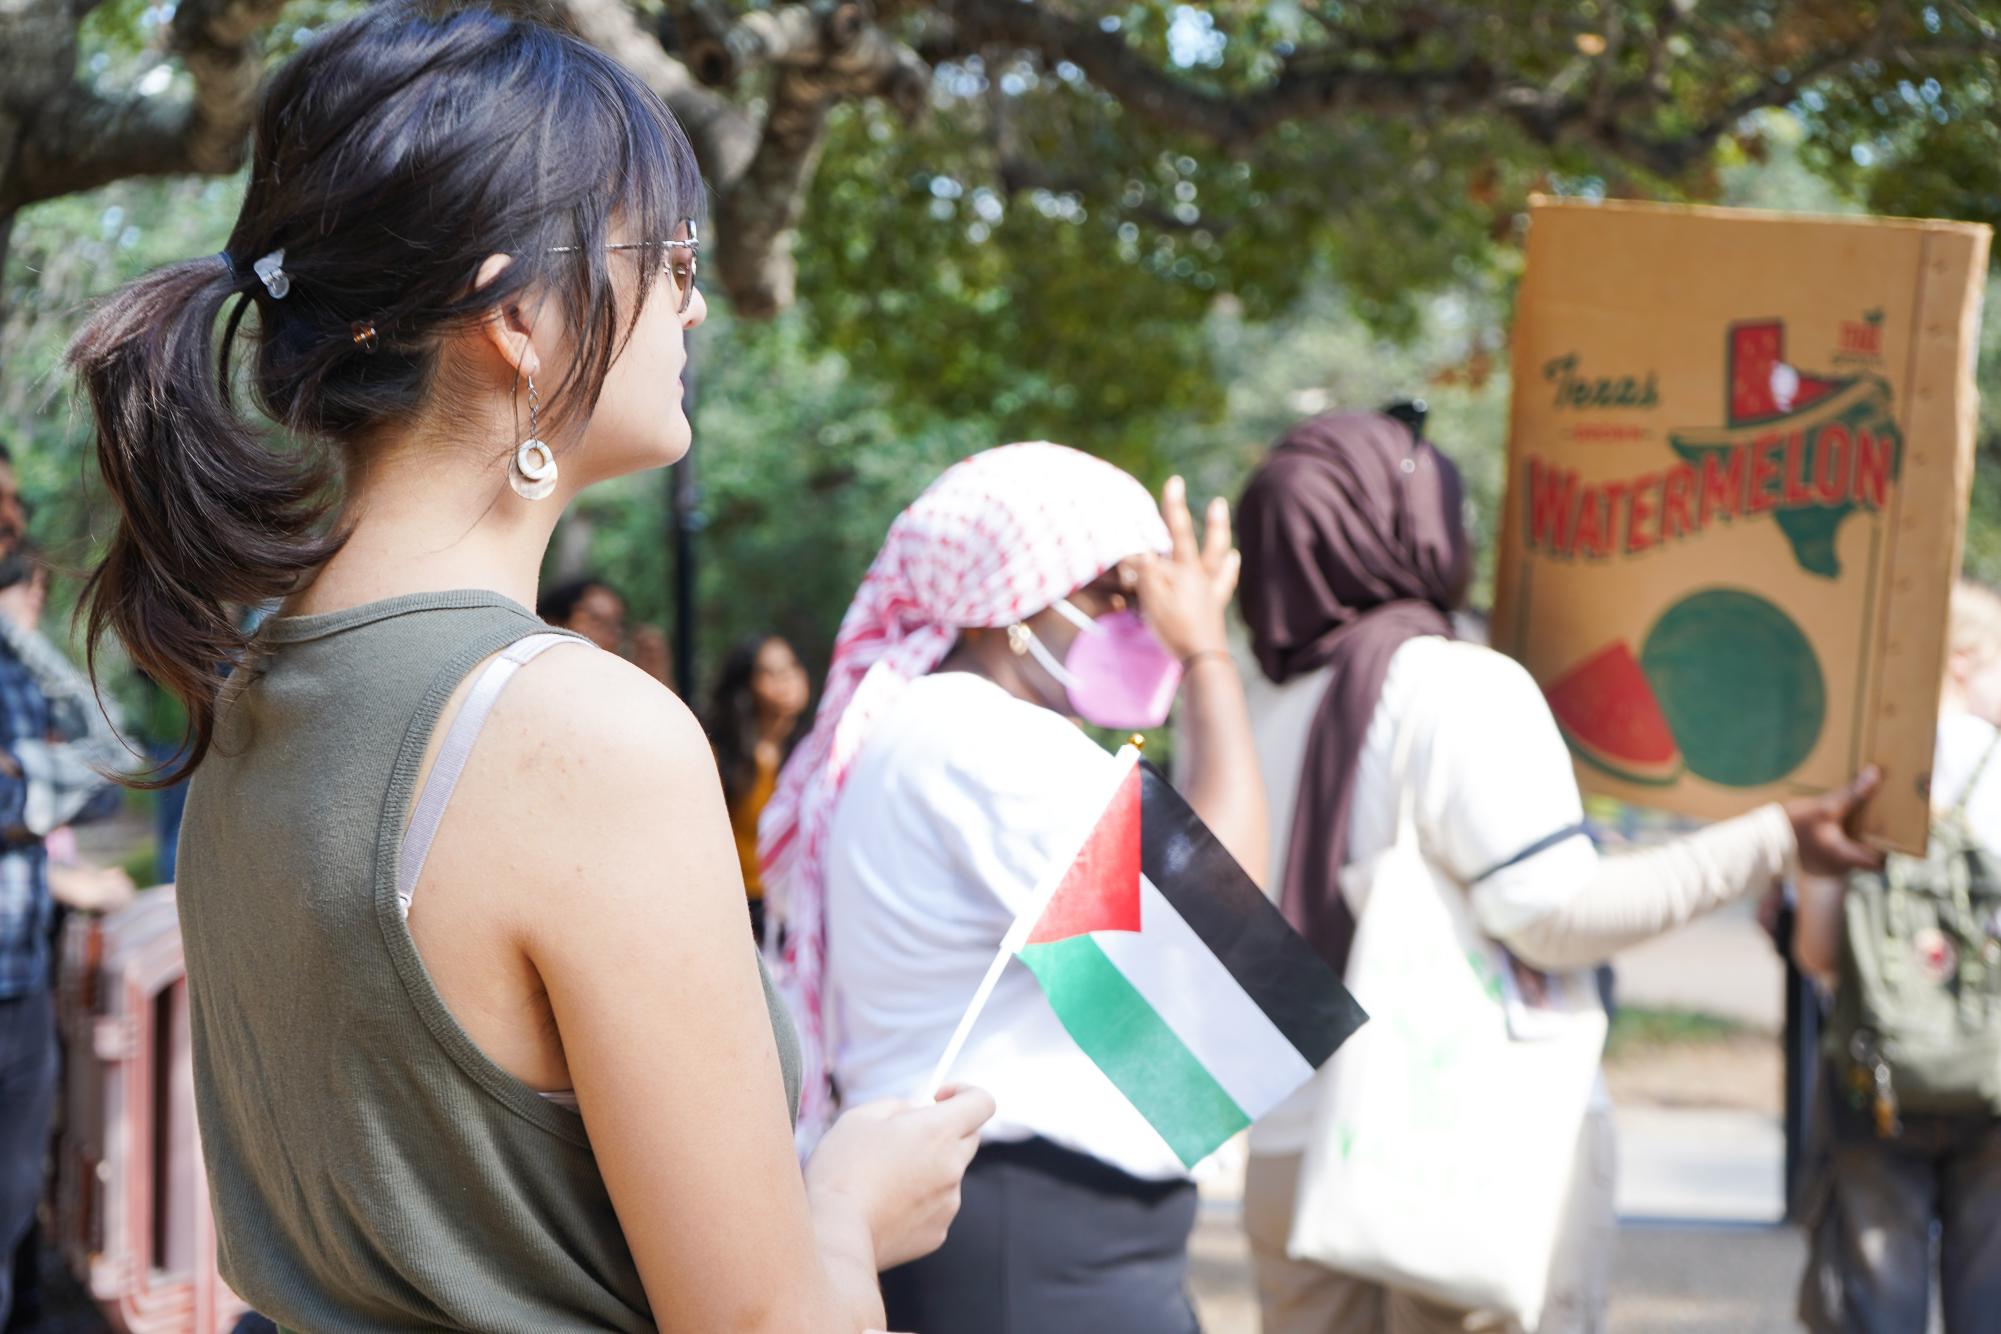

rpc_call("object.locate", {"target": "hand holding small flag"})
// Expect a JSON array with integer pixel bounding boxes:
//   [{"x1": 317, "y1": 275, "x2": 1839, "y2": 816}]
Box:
[
  {"x1": 928, "y1": 746, "x2": 1366, "y2": 1169},
  {"x1": 807, "y1": 1083, "x2": 995, "y2": 1271}
]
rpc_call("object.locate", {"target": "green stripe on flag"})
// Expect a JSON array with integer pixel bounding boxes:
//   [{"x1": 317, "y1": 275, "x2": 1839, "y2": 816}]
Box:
[{"x1": 1018, "y1": 934, "x2": 1251, "y2": 1168}]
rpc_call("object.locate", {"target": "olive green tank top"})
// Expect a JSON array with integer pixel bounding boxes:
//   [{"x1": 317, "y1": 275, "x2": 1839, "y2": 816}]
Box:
[{"x1": 176, "y1": 590, "x2": 801, "y2": 1332}]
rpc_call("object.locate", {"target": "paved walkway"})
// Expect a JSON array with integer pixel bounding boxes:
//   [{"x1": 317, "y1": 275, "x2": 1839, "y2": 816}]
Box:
[
  {"x1": 17, "y1": 1215, "x2": 1815, "y2": 1334},
  {"x1": 1189, "y1": 1203, "x2": 1812, "y2": 1333},
  {"x1": 1185, "y1": 1065, "x2": 1807, "y2": 1331},
  {"x1": 1618, "y1": 1105, "x2": 1784, "y2": 1223},
  {"x1": 1613, "y1": 894, "x2": 1787, "y2": 1034}
]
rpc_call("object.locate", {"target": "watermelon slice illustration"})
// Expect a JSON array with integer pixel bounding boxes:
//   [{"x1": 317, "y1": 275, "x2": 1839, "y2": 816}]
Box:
[{"x1": 1545, "y1": 641, "x2": 1683, "y2": 786}]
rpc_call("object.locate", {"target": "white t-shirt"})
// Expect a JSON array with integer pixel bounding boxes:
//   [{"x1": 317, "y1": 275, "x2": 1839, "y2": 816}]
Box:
[
  {"x1": 822, "y1": 671, "x2": 1191, "y2": 1181},
  {"x1": 1242, "y1": 634, "x2": 1600, "y2": 1154},
  {"x1": 1933, "y1": 709, "x2": 2001, "y2": 846}
]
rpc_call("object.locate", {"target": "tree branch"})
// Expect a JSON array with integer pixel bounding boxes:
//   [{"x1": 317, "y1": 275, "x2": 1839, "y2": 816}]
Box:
[
  {"x1": 1596, "y1": 20, "x2": 1898, "y2": 176},
  {"x1": 935, "y1": 0, "x2": 1510, "y2": 152},
  {"x1": 673, "y1": 3, "x2": 928, "y2": 114},
  {"x1": 695, "y1": 4, "x2": 929, "y2": 315},
  {"x1": 530, "y1": 0, "x2": 763, "y2": 185},
  {"x1": 7, "y1": 0, "x2": 288, "y2": 208},
  {"x1": 492, "y1": 0, "x2": 928, "y2": 316},
  {"x1": 9, "y1": 87, "x2": 202, "y2": 208},
  {"x1": 712, "y1": 75, "x2": 832, "y2": 319},
  {"x1": 932, "y1": 0, "x2": 1909, "y2": 190},
  {"x1": 665, "y1": 0, "x2": 751, "y2": 86}
]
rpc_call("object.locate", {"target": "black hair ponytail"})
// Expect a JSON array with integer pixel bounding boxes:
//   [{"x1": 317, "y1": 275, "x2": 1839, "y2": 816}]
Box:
[
  {"x1": 67, "y1": 6, "x2": 704, "y2": 781},
  {"x1": 70, "y1": 255, "x2": 338, "y2": 784}
]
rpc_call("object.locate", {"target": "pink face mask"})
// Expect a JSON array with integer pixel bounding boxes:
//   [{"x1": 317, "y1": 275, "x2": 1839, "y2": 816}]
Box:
[{"x1": 1016, "y1": 599, "x2": 1183, "y2": 730}]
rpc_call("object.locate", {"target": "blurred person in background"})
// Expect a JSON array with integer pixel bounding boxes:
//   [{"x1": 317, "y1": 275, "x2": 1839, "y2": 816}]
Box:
[
  {"x1": 761, "y1": 443, "x2": 1264, "y2": 1334},
  {"x1": 0, "y1": 542, "x2": 133, "y2": 1332},
  {"x1": 707, "y1": 634, "x2": 810, "y2": 944},
  {"x1": 0, "y1": 546, "x2": 133, "y2": 837},
  {"x1": 0, "y1": 546, "x2": 136, "y2": 913},
  {"x1": 0, "y1": 556, "x2": 46, "y2": 633},
  {"x1": 0, "y1": 459, "x2": 127, "y2": 1327},
  {"x1": 1232, "y1": 410, "x2": 1885, "y2": 1334},
  {"x1": 539, "y1": 574, "x2": 674, "y2": 689},
  {"x1": 1792, "y1": 578, "x2": 2001, "y2": 1334}
]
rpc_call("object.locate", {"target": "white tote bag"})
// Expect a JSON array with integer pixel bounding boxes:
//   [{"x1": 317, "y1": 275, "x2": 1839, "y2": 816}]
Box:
[{"x1": 1286, "y1": 711, "x2": 1607, "y2": 1330}]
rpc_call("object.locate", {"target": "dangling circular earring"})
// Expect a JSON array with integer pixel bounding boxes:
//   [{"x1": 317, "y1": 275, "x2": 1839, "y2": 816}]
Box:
[
  {"x1": 1006, "y1": 624, "x2": 1033, "y2": 656},
  {"x1": 510, "y1": 375, "x2": 558, "y2": 501}
]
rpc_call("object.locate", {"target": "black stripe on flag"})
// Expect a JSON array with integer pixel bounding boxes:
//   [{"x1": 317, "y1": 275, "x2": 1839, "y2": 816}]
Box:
[{"x1": 1138, "y1": 761, "x2": 1366, "y2": 1068}]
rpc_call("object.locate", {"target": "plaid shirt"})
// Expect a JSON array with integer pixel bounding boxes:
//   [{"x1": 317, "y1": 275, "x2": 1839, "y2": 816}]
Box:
[{"x1": 0, "y1": 637, "x2": 48, "y2": 999}]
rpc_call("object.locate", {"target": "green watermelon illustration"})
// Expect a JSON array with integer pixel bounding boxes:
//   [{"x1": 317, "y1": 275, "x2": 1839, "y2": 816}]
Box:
[{"x1": 1546, "y1": 641, "x2": 1683, "y2": 786}]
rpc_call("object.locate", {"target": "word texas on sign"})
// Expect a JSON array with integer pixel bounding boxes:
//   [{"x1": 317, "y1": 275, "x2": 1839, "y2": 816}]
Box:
[{"x1": 1492, "y1": 199, "x2": 1989, "y2": 853}]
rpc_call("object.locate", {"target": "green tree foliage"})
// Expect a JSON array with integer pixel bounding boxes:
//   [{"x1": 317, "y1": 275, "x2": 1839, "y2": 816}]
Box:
[
  {"x1": 788, "y1": 2, "x2": 2001, "y2": 472},
  {"x1": 2, "y1": 174, "x2": 239, "y2": 666},
  {"x1": 7, "y1": 0, "x2": 2001, "y2": 704}
]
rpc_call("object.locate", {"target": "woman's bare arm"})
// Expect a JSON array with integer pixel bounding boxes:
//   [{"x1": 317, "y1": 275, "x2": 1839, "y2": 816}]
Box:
[{"x1": 442, "y1": 650, "x2": 983, "y2": 1331}]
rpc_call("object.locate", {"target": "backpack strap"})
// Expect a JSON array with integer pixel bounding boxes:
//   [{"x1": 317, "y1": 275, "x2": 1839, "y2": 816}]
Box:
[{"x1": 397, "y1": 632, "x2": 583, "y2": 916}]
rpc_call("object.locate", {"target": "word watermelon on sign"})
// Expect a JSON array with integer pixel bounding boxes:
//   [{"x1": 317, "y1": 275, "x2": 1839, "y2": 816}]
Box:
[
  {"x1": 1522, "y1": 321, "x2": 1900, "y2": 577},
  {"x1": 1666, "y1": 321, "x2": 1902, "y2": 579}
]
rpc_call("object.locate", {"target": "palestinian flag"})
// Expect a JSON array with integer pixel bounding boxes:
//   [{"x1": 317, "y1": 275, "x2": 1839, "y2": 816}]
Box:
[{"x1": 1015, "y1": 759, "x2": 1367, "y2": 1168}]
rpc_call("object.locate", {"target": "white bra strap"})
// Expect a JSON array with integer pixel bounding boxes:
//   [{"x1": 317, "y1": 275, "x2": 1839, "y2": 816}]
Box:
[{"x1": 397, "y1": 633, "x2": 580, "y2": 916}]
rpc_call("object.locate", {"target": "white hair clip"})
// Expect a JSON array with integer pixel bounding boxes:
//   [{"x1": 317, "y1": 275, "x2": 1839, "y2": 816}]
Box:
[{"x1": 252, "y1": 249, "x2": 290, "y2": 299}]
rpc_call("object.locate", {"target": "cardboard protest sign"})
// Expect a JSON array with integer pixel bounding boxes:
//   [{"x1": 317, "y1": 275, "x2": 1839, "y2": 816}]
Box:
[{"x1": 1491, "y1": 199, "x2": 1989, "y2": 853}]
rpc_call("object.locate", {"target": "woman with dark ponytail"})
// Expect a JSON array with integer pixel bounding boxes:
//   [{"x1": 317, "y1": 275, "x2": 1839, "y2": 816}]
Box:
[{"x1": 69, "y1": 9, "x2": 990, "y2": 1331}]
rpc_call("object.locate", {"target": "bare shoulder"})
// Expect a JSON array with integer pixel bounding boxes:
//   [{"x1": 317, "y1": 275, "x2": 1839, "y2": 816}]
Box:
[
  {"x1": 454, "y1": 641, "x2": 739, "y2": 923},
  {"x1": 495, "y1": 641, "x2": 719, "y2": 800}
]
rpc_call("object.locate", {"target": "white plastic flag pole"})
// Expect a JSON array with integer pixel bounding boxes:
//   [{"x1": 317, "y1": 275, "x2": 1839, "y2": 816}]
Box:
[{"x1": 921, "y1": 742, "x2": 1143, "y2": 1100}]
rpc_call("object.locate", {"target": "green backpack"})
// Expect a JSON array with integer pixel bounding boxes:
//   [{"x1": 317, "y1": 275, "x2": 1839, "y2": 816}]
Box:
[{"x1": 1827, "y1": 738, "x2": 2001, "y2": 1136}]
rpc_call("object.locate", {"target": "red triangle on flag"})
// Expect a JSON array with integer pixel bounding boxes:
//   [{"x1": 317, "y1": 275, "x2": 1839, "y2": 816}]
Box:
[{"x1": 1027, "y1": 765, "x2": 1143, "y2": 944}]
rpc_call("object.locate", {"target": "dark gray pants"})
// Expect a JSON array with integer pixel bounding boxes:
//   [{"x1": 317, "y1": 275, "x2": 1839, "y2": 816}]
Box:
[
  {"x1": 880, "y1": 1137, "x2": 1201, "y2": 1334},
  {"x1": 0, "y1": 987, "x2": 56, "y2": 1328},
  {"x1": 1801, "y1": 1084, "x2": 2001, "y2": 1334}
]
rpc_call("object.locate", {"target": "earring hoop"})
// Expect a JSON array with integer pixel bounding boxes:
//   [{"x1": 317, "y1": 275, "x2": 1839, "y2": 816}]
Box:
[
  {"x1": 510, "y1": 375, "x2": 558, "y2": 501},
  {"x1": 1006, "y1": 624, "x2": 1032, "y2": 657}
]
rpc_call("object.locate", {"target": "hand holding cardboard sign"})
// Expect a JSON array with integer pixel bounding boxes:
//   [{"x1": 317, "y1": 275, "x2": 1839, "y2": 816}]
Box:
[
  {"x1": 1491, "y1": 200, "x2": 1990, "y2": 855},
  {"x1": 1786, "y1": 766, "x2": 1887, "y2": 876}
]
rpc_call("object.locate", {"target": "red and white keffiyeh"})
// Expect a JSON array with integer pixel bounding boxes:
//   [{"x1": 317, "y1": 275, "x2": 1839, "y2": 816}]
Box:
[{"x1": 758, "y1": 442, "x2": 1171, "y2": 1146}]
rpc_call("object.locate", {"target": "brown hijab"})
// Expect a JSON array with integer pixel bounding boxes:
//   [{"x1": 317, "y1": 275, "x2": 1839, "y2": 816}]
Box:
[{"x1": 1237, "y1": 411, "x2": 1471, "y2": 972}]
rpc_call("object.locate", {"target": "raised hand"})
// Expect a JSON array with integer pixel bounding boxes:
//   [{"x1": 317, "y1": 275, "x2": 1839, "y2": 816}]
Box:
[{"x1": 1129, "y1": 475, "x2": 1239, "y2": 664}]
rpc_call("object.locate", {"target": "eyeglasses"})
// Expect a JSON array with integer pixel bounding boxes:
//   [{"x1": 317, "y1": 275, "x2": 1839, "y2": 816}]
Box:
[{"x1": 551, "y1": 219, "x2": 699, "y2": 314}]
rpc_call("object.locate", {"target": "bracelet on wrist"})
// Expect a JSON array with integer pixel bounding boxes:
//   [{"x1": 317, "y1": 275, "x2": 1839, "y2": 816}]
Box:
[{"x1": 1181, "y1": 648, "x2": 1234, "y2": 672}]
